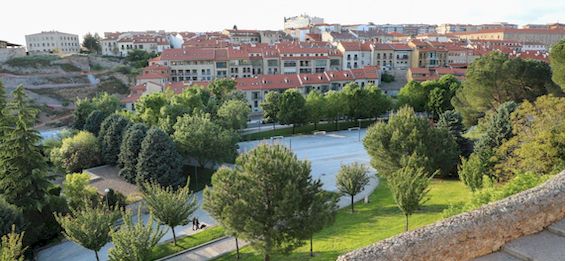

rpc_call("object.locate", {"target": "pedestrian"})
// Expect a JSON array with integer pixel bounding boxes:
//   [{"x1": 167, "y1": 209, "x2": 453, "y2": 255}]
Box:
[
  {"x1": 192, "y1": 218, "x2": 197, "y2": 230},
  {"x1": 196, "y1": 217, "x2": 200, "y2": 229}
]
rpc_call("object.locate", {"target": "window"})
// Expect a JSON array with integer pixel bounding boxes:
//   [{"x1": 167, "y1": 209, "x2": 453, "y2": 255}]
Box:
[{"x1": 284, "y1": 61, "x2": 296, "y2": 67}]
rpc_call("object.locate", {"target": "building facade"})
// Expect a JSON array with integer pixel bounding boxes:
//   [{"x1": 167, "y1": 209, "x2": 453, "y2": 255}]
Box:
[{"x1": 25, "y1": 31, "x2": 80, "y2": 55}]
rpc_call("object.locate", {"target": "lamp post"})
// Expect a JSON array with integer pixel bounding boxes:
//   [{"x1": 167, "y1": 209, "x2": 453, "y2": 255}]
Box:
[{"x1": 104, "y1": 188, "x2": 110, "y2": 208}]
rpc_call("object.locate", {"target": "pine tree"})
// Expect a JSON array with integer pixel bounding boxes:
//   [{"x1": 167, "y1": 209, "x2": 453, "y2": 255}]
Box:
[
  {"x1": 141, "y1": 181, "x2": 197, "y2": 246},
  {"x1": 55, "y1": 204, "x2": 120, "y2": 261},
  {"x1": 137, "y1": 128, "x2": 182, "y2": 186},
  {"x1": 99, "y1": 114, "x2": 131, "y2": 165},
  {"x1": 118, "y1": 123, "x2": 148, "y2": 182},
  {"x1": 0, "y1": 198, "x2": 24, "y2": 236},
  {"x1": 108, "y1": 208, "x2": 166, "y2": 261},
  {"x1": 0, "y1": 225, "x2": 26, "y2": 261},
  {"x1": 336, "y1": 162, "x2": 370, "y2": 213},
  {"x1": 83, "y1": 110, "x2": 106, "y2": 135}
]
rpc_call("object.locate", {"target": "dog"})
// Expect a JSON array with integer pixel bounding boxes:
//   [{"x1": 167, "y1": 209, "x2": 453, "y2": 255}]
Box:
[{"x1": 199, "y1": 224, "x2": 207, "y2": 229}]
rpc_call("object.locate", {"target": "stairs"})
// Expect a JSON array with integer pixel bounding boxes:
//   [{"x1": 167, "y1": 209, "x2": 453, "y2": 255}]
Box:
[{"x1": 474, "y1": 218, "x2": 564, "y2": 261}]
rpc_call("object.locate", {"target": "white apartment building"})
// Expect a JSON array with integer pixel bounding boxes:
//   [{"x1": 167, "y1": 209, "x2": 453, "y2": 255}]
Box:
[
  {"x1": 284, "y1": 14, "x2": 324, "y2": 29},
  {"x1": 337, "y1": 41, "x2": 372, "y2": 70},
  {"x1": 25, "y1": 31, "x2": 80, "y2": 55},
  {"x1": 101, "y1": 32, "x2": 171, "y2": 57}
]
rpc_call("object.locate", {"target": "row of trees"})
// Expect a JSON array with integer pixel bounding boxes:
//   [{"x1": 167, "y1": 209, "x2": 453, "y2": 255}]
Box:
[{"x1": 261, "y1": 83, "x2": 392, "y2": 132}]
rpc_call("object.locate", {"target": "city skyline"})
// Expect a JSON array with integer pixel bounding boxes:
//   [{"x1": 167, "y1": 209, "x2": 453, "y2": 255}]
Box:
[{"x1": 2, "y1": 0, "x2": 565, "y2": 44}]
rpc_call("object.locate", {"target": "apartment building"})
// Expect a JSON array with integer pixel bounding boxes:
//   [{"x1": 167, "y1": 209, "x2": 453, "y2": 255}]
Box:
[
  {"x1": 436, "y1": 22, "x2": 517, "y2": 34},
  {"x1": 407, "y1": 67, "x2": 466, "y2": 82},
  {"x1": 25, "y1": 31, "x2": 80, "y2": 55},
  {"x1": 284, "y1": 14, "x2": 324, "y2": 29},
  {"x1": 408, "y1": 40, "x2": 448, "y2": 68},
  {"x1": 101, "y1": 31, "x2": 171, "y2": 57},
  {"x1": 222, "y1": 29, "x2": 261, "y2": 44},
  {"x1": 370, "y1": 43, "x2": 412, "y2": 78},
  {"x1": 451, "y1": 28, "x2": 565, "y2": 46},
  {"x1": 337, "y1": 41, "x2": 372, "y2": 69}
]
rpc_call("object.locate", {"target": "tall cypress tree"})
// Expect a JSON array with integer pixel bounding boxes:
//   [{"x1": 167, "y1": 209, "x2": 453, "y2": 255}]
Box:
[
  {"x1": 136, "y1": 128, "x2": 182, "y2": 186},
  {"x1": 83, "y1": 110, "x2": 106, "y2": 135},
  {"x1": 118, "y1": 123, "x2": 148, "y2": 183},
  {"x1": 99, "y1": 114, "x2": 131, "y2": 165}
]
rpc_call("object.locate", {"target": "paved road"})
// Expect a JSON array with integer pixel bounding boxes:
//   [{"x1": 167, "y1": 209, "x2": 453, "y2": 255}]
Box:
[
  {"x1": 166, "y1": 237, "x2": 247, "y2": 261},
  {"x1": 38, "y1": 129, "x2": 378, "y2": 261}
]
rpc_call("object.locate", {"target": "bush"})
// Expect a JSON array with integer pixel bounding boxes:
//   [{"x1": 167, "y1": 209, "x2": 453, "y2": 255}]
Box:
[
  {"x1": 59, "y1": 63, "x2": 81, "y2": 72},
  {"x1": 50, "y1": 131, "x2": 101, "y2": 173},
  {"x1": 0, "y1": 198, "x2": 24, "y2": 236},
  {"x1": 381, "y1": 73, "x2": 395, "y2": 83},
  {"x1": 62, "y1": 173, "x2": 99, "y2": 210},
  {"x1": 5, "y1": 55, "x2": 58, "y2": 67},
  {"x1": 103, "y1": 189, "x2": 127, "y2": 210}
]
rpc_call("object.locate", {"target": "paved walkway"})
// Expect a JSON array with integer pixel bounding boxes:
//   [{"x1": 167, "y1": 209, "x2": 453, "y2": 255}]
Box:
[
  {"x1": 474, "y1": 218, "x2": 565, "y2": 261},
  {"x1": 166, "y1": 237, "x2": 247, "y2": 261}
]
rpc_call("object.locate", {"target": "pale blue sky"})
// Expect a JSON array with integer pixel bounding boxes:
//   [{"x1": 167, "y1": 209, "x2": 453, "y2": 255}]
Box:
[{"x1": 1, "y1": 0, "x2": 565, "y2": 44}]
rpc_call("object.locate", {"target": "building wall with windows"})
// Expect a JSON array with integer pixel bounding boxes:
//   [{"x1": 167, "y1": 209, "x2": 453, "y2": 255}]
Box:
[{"x1": 25, "y1": 31, "x2": 80, "y2": 55}]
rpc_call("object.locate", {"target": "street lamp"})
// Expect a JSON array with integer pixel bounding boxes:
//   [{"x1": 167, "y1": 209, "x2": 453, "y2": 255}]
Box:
[{"x1": 104, "y1": 188, "x2": 110, "y2": 207}]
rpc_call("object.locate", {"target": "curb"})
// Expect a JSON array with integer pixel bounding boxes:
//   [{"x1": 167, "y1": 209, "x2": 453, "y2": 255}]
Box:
[{"x1": 155, "y1": 235, "x2": 231, "y2": 261}]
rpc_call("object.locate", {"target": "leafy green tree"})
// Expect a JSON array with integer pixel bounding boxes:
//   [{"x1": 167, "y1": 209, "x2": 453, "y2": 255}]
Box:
[
  {"x1": 73, "y1": 93, "x2": 121, "y2": 130},
  {"x1": 397, "y1": 81, "x2": 426, "y2": 111},
  {"x1": 364, "y1": 84, "x2": 391, "y2": 119},
  {"x1": 0, "y1": 226, "x2": 26, "y2": 261},
  {"x1": 260, "y1": 91, "x2": 281, "y2": 129},
  {"x1": 157, "y1": 89, "x2": 207, "y2": 134},
  {"x1": 0, "y1": 81, "x2": 9, "y2": 138},
  {"x1": 336, "y1": 162, "x2": 370, "y2": 213},
  {"x1": 172, "y1": 113, "x2": 238, "y2": 168},
  {"x1": 458, "y1": 155, "x2": 485, "y2": 192},
  {"x1": 135, "y1": 92, "x2": 169, "y2": 126},
  {"x1": 324, "y1": 90, "x2": 347, "y2": 130},
  {"x1": 126, "y1": 49, "x2": 158, "y2": 68},
  {"x1": 141, "y1": 181, "x2": 197, "y2": 246},
  {"x1": 108, "y1": 208, "x2": 166, "y2": 261},
  {"x1": 342, "y1": 82, "x2": 368, "y2": 120},
  {"x1": 83, "y1": 110, "x2": 106, "y2": 135},
  {"x1": 82, "y1": 33, "x2": 101, "y2": 54},
  {"x1": 277, "y1": 89, "x2": 307, "y2": 134},
  {"x1": 299, "y1": 191, "x2": 337, "y2": 257},
  {"x1": 550, "y1": 40, "x2": 564, "y2": 91},
  {"x1": 364, "y1": 106, "x2": 459, "y2": 177},
  {"x1": 99, "y1": 114, "x2": 131, "y2": 165},
  {"x1": 73, "y1": 98, "x2": 97, "y2": 129},
  {"x1": 62, "y1": 173, "x2": 99, "y2": 210},
  {"x1": 305, "y1": 90, "x2": 325, "y2": 129},
  {"x1": 50, "y1": 131, "x2": 101, "y2": 173},
  {"x1": 452, "y1": 51, "x2": 551, "y2": 125},
  {"x1": 208, "y1": 78, "x2": 237, "y2": 100},
  {"x1": 204, "y1": 144, "x2": 323, "y2": 261},
  {"x1": 55, "y1": 204, "x2": 120, "y2": 261},
  {"x1": 473, "y1": 101, "x2": 518, "y2": 159},
  {"x1": 495, "y1": 95, "x2": 564, "y2": 178},
  {"x1": 386, "y1": 155, "x2": 434, "y2": 231},
  {"x1": 0, "y1": 199, "x2": 23, "y2": 237},
  {"x1": 118, "y1": 123, "x2": 148, "y2": 182},
  {"x1": 137, "y1": 128, "x2": 182, "y2": 186},
  {"x1": 217, "y1": 99, "x2": 250, "y2": 130}
]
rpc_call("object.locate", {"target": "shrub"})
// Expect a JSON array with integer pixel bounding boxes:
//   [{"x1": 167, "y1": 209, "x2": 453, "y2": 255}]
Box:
[
  {"x1": 50, "y1": 131, "x2": 101, "y2": 173},
  {"x1": 381, "y1": 73, "x2": 395, "y2": 83},
  {"x1": 62, "y1": 173, "x2": 99, "y2": 210}
]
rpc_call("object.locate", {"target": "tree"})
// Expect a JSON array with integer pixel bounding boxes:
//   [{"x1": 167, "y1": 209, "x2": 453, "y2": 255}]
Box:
[
  {"x1": 342, "y1": 82, "x2": 368, "y2": 120},
  {"x1": 397, "y1": 81, "x2": 427, "y2": 111},
  {"x1": 137, "y1": 128, "x2": 182, "y2": 186},
  {"x1": 126, "y1": 49, "x2": 158, "y2": 68},
  {"x1": 204, "y1": 144, "x2": 324, "y2": 261},
  {"x1": 61, "y1": 173, "x2": 99, "y2": 210},
  {"x1": 172, "y1": 113, "x2": 238, "y2": 168},
  {"x1": 550, "y1": 40, "x2": 564, "y2": 91},
  {"x1": 118, "y1": 123, "x2": 148, "y2": 183},
  {"x1": 299, "y1": 191, "x2": 337, "y2": 257},
  {"x1": 0, "y1": 226, "x2": 26, "y2": 261},
  {"x1": 55, "y1": 204, "x2": 120, "y2": 261},
  {"x1": 141, "y1": 181, "x2": 197, "y2": 246},
  {"x1": 364, "y1": 84, "x2": 391, "y2": 119},
  {"x1": 363, "y1": 106, "x2": 459, "y2": 177},
  {"x1": 473, "y1": 101, "x2": 518, "y2": 158},
  {"x1": 50, "y1": 131, "x2": 101, "y2": 173},
  {"x1": 386, "y1": 155, "x2": 434, "y2": 231},
  {"x1": 336, "y1": 162, "x2": 370, "y2": 213},
  {"x1": 277, "y1": 89, "x2": 307, "y2": 134},
  {"x1": 82, "y1": 33, "x2": 101, "y2": 54},
  {"x1": 73, "y1": 93, "x2": 121, "y2": 130},
  {"x1": 495, "y1": 95, "x2": 564, "y2": 178},
  {"x1": 437, "y1": 110, "x2": 471, "y2": 157},
  {"x1": 108, "y1": 208, "x2": 166, "y2": 261},
  {"x1": 452, "y1": 51, "x2": 551, "y2": 125},
  {"x1": 324, "y1": 90, "x2": 347, "y2": 130},
  {"x1": 217, "y1": 99, "x2": 250, "y2": 130},
  {"x1": 305, "y1": 90, "x2": 325, "y2": 129},
  {"x1": 83, "y1": 110, "x2": 106, "y2": 135},
  {"x1": 458, "y1": 155, "x2": 485, "y2": 192},
  {"x1": 0, "y1": 199, "x2": 23, "y2": 237},
  {"x1": 73, "y1": 98, "x2": 97, "y2": 129},
  {"x1": 208, "y1": 78, "x2": 237, "y2": 100},
  {"x1": 261, "y1": 91, "x2": 281, "y2": 129},
  {"x1": 99, "y1": 114, "x2": 131, "y2": 165}
]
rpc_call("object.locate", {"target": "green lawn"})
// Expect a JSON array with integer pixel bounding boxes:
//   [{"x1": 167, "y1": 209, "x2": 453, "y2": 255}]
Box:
[
  {"x1": 215, "y1": 178, "x2": 470, "y2": 261},
  {"x1": 148, "y1": 226, "x2": 226, "y2": 261},
  {"x1": 241, "y1": 120, "x2": 378, "y2": 141}
]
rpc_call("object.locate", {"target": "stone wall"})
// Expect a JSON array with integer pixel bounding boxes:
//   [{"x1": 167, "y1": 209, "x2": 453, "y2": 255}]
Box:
[{"x1": 337, "y1": 172, "x2": 565, "y2": 261}]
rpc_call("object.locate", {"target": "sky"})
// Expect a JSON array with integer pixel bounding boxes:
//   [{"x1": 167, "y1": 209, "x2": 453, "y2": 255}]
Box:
[{"x1": 2, "y1": 0, "x2": 565, "y2": 45}]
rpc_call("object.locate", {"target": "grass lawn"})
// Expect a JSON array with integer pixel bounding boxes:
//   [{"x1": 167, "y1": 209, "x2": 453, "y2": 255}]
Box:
[
  {"x1": 182, "y1": 165, "x2": 215, "y2": 192},
  {"x1": 148, "y1": 226, "x2": 226, "y2": 261},
  {"x1": 241, "y1": 119, "x2": 378, "y2": 141},
  {"x1": 215, "y1": 178, "x2": 470, "y2": 261}
]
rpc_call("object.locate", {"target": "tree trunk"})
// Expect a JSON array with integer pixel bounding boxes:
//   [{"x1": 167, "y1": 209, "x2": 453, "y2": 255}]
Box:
[
  {"x1": 314, "y1": 121, "x2": 317, "y2": 130},
  {"x1": 235, "y1": 237, "x2": 240, "y2": 259},
  {"x1": 351, "y1": 196, "x2": 354, "y2": 213},
  {"x1": 310, "y1": 235, "x2": 314, "y2": 257},
  {"x1": 273, "y1": 122, "x2": 275, "y2": 130},
  {"x1": 265, "y1": 253, "x2": 270, "y2": 261},
  {"x1": 171, "y1": 227, "x2": 177, "y2": 245},
  {"x1": 336, "y1": 115, "x2": 339, "y2": 130},
  {"x1": 405, "y1": 215, "x2": 409, "y2": 232},
  {"x1": 292, "y1": 124, "x2": 295, "y2": 134},
  {"x1": 94, "y1": 250, "x2": 100, "y2": 261}
]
